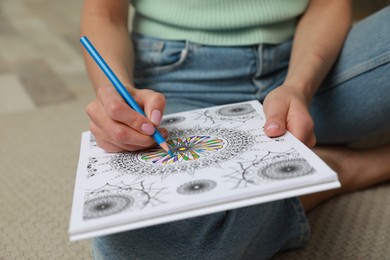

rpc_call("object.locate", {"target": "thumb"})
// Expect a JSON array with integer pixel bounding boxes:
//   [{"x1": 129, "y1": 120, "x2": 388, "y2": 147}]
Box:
[
  {"x1": 134, "y1": 89, "x2": 166, "y2": 126},
  {"x1": 263, "y1": 98, "x2": 288, "y2": 138}
]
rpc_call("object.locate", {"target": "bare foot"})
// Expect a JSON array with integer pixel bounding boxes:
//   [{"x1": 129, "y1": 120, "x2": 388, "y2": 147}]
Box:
[{"x1": 300, "y1": 143, "x2": 390, "y2": 212}]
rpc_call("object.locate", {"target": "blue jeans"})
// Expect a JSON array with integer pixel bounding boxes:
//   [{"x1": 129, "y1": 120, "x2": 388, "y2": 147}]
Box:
[{"x1": 92, "y1": 7, "x2": 390, "y2": 259}]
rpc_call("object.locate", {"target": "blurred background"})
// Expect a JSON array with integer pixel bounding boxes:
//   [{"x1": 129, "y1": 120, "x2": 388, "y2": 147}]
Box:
[
  {"x1": 0, "y1": 0, "x2": 389, "y2": 259},
  {"x1": 0, "y1": 1, "x2": 88, "y2": 113}
]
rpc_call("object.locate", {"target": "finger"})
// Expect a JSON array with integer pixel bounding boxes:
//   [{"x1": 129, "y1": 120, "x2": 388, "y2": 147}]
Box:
[
  {"x1": 97, "y1": 85, "x2": 156, "y2": 136},
  {"x1": 307, "y1": 134, "x2": 317, "y2": 148},
  {"x1": 90, "y1": 121, "x2": 125, "y2": 152},
  {"x1": 289, "y1": 126, "x2": 317, "y2": 148},
  {"x1": 157, "y1": 127, "x2": 169, "y2": 139},
  {"x1": 90, "y1": 122, "x2": 152, "y2": 152},
  {"x1": 86, "y1": 99, "x2": 156, "y2": 147},
  {"x1": 263, "y1": 97, "x2": 288, "y2": 138},
  {"x1": 96, "y1": 139, "x2": 149, "y2": 153},
  {"x1": 96, "y1": 139, "x2": 127, "y2": 153},
  {"x1": 134, "y1": 89, "x2": 166, "y2": 126},
  {"x1": 286, "y1": 109, "x2": 317, "y2": 147}
]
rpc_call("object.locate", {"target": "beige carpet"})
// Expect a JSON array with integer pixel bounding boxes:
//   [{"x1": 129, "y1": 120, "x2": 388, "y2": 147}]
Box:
[
  {"x1": 0, "y1": 95, "x2": 93, "y2": 259},
  {"x1": 274, "y1": 185, "x2": 390, "y2": 259},
  {"x1": 1, "y1": 94, "x2": 390, "y2": 259}
]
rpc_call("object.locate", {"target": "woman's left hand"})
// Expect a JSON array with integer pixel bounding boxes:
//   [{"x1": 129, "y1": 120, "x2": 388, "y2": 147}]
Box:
[
  {"x1": 260, "y1": 0, "x2": 352, "y2": 148},
  {"x1": 262, "y1": 85, "x2": 316, "y2": 147}
]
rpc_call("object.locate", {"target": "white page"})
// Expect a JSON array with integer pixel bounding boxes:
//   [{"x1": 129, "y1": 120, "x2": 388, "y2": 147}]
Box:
[{"x1": 69, "y1": 100, "x2": 340, "y2": 241}]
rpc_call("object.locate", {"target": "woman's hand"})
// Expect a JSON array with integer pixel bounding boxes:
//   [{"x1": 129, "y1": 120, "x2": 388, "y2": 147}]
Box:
[
  {"x1": 86, "y1": 85, "x2": 168, "y2": 152},
  {"x1": 81, "y1": 0, "x2": 164, "y2": 152},
  {"x1": 263, "y1": 85, "x2": 316, "y2": 147},
  {"x1": 262, "y1": 0, "x2": 352, "y2": 147}
]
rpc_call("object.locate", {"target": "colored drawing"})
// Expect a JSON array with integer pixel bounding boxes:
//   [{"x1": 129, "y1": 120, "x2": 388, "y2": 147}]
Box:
[{"x1": 140, "y1": 135, "x2": 226, "y2": 165}]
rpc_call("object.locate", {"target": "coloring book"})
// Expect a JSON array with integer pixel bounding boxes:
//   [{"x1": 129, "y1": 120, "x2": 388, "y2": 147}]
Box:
[{"x1": 69, "y1": 100, "x2": 340, "y2": 241}]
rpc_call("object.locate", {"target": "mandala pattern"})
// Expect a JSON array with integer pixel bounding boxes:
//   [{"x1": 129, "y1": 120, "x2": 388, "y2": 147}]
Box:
[
  {"x1": 216, "y1": 103, "x2": 256, "y2": 117},
  {"x1": 194, "y1": 103, "x2": 259, "y2": 125},
  {"x1": 89, "y1": 133, "x2": 97, "y2": 148},
  {"x1": 177, "y1": 179, "x2": 217, "y2": 195},
  {"x1": 83, "y1": 181, "x2": 167, "y2": 220},
  {"x1": 87, "y1": 157, "x2": 98, "y2": 178},
  {"x1": 140, "y1": 136, "x2": 226, "y2": 165},
  {"x1": 222, "y1": 149, "x2": 318, "y2": 188},
  {"x1": 161, "y1": 116, "x2": 186, "y2": 125},
  {"x1": 109, "y1": 127, "x2": 256, "y2": 177},
  {"x1": 260, "y1": 158, "x2": 314, "y2": 180},
  {"x1": 84, "y1": 194, "x2": 133, "y2": 219}
]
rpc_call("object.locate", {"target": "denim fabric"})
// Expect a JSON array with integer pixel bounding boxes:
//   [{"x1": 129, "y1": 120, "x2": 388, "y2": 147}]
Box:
[
  {"x1": 92, "y1": 199, "x2": 309, "y2": 260},
  {"x1": 310, "y1": 6, "x2": 390, "y2": 143},
  {"x1": 92, "y1": 6, "x2": 390, "y2": 259}
]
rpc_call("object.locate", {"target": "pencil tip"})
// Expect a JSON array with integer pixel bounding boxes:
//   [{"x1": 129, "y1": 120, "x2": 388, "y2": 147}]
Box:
[{"x1": 160, "y1": 142, "x2": 174, "y2": 157}]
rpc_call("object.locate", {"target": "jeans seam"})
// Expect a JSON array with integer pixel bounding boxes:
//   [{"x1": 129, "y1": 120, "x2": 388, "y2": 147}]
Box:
[
  {"x1": 135, "y1": 40, "x2": 191, "y2": 75},
  {"x1": 320, "y1": 51, "x2": 390, "y2": 94},
  {"x1": 289, "y1": 198, "x2": 310, "y2": 247},
  {"x1": 252, "y1": 44, "x2": 264, "y2": 98}
]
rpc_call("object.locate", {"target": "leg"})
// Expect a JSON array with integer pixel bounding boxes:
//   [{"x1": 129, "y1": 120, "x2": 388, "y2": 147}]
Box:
[
  {"x1": 300, "y1": 6, "x2": 390, "y2": 211},
  {"x1": 92, "y1": 199, "x2": 309, "y2": 259},
  {"x1": 310, "y1": 6, "x2": 390, "y2": 143},
  {"x1": 301, "y1": 143, "x2": 390, "y2": 211}
]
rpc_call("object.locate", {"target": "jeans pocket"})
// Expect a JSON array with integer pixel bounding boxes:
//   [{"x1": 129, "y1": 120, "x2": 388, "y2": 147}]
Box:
[{"x1": 132, "y1": 33, "x2": 189, "y2": 75}]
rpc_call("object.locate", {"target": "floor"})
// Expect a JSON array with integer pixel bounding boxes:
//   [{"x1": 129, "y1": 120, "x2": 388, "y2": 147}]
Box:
[
  {"x1": 0, "y1": 0, "x2": 389, "y2": 113},
  {"x1": 0, "y1": 0, "x2": 90, "y2": 113}
]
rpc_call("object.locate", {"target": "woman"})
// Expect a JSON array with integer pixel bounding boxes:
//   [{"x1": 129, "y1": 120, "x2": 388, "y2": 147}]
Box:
[{"x1": 81, "y1": 0, "x2": 390, "y2": 259}]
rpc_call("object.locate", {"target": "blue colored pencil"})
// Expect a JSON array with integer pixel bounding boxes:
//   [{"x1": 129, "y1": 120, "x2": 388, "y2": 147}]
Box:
[{"x1": 80, "y1": 36, "x2": 173, "y2": 156}]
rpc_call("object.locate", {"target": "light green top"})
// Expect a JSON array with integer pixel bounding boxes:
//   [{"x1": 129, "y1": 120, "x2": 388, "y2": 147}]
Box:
[{"x1": 131, "y1": 0, "x2": 308, "y2": 46}]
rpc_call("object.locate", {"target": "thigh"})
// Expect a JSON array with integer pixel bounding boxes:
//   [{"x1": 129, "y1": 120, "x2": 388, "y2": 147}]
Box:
[
  {"x1": 91, "y1": 199, "x2": 309, "y2": 260},
  {"x1": 310, "y1": 6, "x2": 390, "y2": 144}
]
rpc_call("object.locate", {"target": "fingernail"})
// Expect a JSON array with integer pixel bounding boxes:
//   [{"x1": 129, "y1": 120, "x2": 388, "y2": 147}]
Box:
[
  {"x1": 151, "y1": 110, "x2": 162, "y2": 125},
  {"x1": 141, "y1": 123, "x2": 155, "y2": 135},
  {"x1": 266, "y1": 123, "x2": 280, "y2": 131}
]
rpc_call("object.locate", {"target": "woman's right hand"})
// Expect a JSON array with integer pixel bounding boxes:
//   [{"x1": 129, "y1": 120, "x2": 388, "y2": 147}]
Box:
[{"x1": 86, "y1": 85, "x2": 168, "y2": 152}]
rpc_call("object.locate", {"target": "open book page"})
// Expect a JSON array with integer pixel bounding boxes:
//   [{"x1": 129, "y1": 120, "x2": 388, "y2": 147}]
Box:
[{"x1": 69, "y1": 100, "x2": 340, "y2": 241}]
